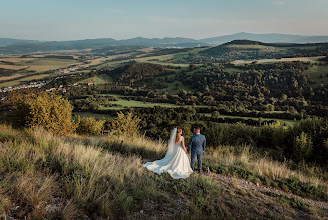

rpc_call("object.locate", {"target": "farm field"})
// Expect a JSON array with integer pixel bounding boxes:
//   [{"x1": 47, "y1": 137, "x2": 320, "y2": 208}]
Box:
[
  {"x1": 79, "y1": 54, "x2": 131, "y2": 67},
  {"x1": 232, "y1": 56, "x2": 325, "y2": 65},
  {"x1": 0, "y1": 64, "x2": 28, "y2": 70},
  {"x1": 19, "y1": 58, "x2": 79, "y2": 72},
  {"x1": 0, "y1": 57, "x2": 36, "y2": 62},
  {"x1": 0, "y1": 73, "x2": 50, "y2": 87},
  {"x1": 0, "y1": 74, "x2": 23, "y2": 81}
]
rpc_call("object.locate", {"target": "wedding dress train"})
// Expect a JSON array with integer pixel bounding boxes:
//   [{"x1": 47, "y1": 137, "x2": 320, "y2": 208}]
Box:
[{"x1": 143, "y1": 128, "x2": 193, "y2": 179}]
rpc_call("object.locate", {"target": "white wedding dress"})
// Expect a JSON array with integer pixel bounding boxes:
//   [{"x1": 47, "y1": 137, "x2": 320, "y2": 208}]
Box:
[{"x1": 143, "y1": 128, "x2": 193, "y2": 179}]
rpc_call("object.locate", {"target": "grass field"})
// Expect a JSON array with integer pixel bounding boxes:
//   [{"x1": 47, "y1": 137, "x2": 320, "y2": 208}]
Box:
[
  {"x1": 0, "y1": 64, "x2": 28, "y2": 70},
  {"x1": 95, "y1": 53, "x2": 192, "y2": 70},
  {"x1": 99, "y1": 93, "x2": 127, "y2": 98},
  {"x1": 72, "y1": 111, "x2": 115, "y2": 120},
  {"x1": 201, "y1": 113, "x2": 295, "y2": 126},
  {"x1": 232, "y1": 56, "x2": 325, "y2": 65},
  {"x1": 100, "y1": 99, "x2": 181, "y2": 110},
  {"x1": 0, "y1": 57, "x2": 36, "y2": 63},
  {"x1": 77, "y1": 74, "x2": 113, "y2": 85},
  {"x1": 0, "y1": 74, "x2": 50, "y2": 88},
  {"x1": 18, "y1": 58, "x2": 79, "y2": 72},
  {"x1": 161, "y1": 80, "x2": 196, "y2": 94},
  {"x1": 0, "y1": 74, "x2": 23, "y2": 81},
  {"x1": 305, "y1": 65, "x2": 328, "y2": 87},
  {"x1": 226, "y1": 44, "x2": 283, "y2": 52}
]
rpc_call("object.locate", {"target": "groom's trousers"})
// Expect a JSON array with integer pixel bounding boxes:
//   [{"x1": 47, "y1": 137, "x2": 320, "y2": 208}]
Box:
[{"x1": 190, "y1": 151, "x2": 202, "y2": 171}]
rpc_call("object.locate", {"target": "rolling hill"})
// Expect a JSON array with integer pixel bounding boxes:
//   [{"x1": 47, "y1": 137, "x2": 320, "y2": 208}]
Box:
[
  {"x1": 1, "y1": 33, "x2": 328, "y2": 54},
  {"x1": 200, "y1": 39, "x2": 328, "y2": 60},
  {"x1": 0, "y1": 38, "x2": 43, "y2": 47},
  {"x1": 201, "y1": 32, "x2": 328, "y2": 45}
]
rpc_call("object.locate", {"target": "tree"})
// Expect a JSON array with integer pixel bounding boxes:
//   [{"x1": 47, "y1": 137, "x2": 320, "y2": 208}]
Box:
[
  {"x1": 110, "y1": 112, "x2": 141, "y2": 136},
  {"x1": 76, "y1": 116, "x2": 105, "y2": 136},
  {"x1": 211, "y1": 111, "x2": 220, "y2": 118},
  {"x1": 13, "y1": 93, "x2": 75, "y2": 135}
]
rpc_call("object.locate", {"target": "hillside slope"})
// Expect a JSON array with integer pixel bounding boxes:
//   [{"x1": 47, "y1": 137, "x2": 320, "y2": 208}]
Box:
[
  {"x1": 201, "y1": 32, "x2": 328, "y2": 45},
  {"x1": 0, "y1": 125, "x2": 327, "y2": 219}
]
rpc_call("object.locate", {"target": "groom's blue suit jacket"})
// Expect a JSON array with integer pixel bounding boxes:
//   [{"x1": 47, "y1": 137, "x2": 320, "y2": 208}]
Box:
[{"x1": 187, "y1": 134, "x2": 206, "y2": 154}]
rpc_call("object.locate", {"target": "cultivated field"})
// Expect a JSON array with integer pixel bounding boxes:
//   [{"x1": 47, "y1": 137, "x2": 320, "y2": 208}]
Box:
[
  {"x1": 20, "y1": 58, "x2": 79, "y2": 72},
  {"x1": 232, "y1": 56, "x2": 325, "y2": 65},
  {"x1": 0, "y1": 74, "x2": 23, "y2": 81},
  {"x1": 0, "y1": 74, "x2": 50, "y2": 88},
  {"x1": 0, "y1": 64, "x2": 28, "y2": 70},
  {"x1": 0, "y1": 57, "x2": 36, "y2": 62}
]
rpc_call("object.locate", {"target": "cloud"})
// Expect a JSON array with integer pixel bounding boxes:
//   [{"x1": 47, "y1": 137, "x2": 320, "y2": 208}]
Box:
[{"x1": 272, "y1": 1, "x2": 286, "y2": 6}]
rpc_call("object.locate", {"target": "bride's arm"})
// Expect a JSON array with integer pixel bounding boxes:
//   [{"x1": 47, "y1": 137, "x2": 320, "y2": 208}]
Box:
[{"x1": 181, "y1": 137, "x2": 188, "y2": 153}]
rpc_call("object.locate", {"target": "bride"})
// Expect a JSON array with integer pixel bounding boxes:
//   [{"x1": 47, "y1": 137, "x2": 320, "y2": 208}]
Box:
[{"x1": 143, "y1": 127, "x2": 193, "y2": 179}]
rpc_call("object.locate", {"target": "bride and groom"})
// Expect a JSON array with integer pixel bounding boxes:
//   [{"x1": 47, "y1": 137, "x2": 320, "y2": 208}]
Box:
[{"x1": 143, "y1": 126, "x2": 206, "y2": 179}]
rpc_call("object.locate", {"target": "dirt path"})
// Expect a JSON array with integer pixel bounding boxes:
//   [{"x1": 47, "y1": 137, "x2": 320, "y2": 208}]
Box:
[{"x1": 208, "y1": 171, "x2": 328, "y2": 215}]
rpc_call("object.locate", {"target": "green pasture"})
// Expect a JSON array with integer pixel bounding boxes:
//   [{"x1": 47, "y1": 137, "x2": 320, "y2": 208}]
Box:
[
  {"x1": 72, "y1": 111, "x2": 115, "y2": 120},
  {"x1": 100, "y1": 99, "x2": 180, "y2": 110},
  {"x1": 18, "y1": 58, "x2": 78, "y2": 72},
  {"x1": 77, "y1": 74, "x2": 113, "y2": 85},
  {"x1": 305, "y1": 65, "x2": 328, "y2": 87},
  {"x1": 201, "y1": 113, "x2": 295, "y2": 126}
]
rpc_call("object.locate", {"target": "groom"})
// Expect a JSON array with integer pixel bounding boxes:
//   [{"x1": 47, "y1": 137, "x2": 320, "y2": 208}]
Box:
[{"x1": 187, "y1": 126, "x2": 206, "y2": 173}]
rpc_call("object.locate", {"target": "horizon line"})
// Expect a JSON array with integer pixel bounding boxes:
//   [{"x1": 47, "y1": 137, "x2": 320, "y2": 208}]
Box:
[{"x1": 2, "y1": 31, "x2": 328, "y2": 42}]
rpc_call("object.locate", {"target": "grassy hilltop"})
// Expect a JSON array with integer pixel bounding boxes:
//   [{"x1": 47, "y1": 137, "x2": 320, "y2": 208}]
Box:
[
  {"x1": 1, "y1": 124, "x2": 328, "y2": 219},
  {"x1": 1, "y1": 39, "x2": 328, "y2": 219}
]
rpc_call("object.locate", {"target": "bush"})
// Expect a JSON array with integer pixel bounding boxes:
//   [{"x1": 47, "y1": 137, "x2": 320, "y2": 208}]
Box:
[
  {"x1": 292, "y1": 132, "x2": 313, "y2": 164},
  {"x1": 110, "y1": 112, "x2": 141, "y2": 136},
  {"x1": 205, "y1": 118, "x2": 328, "y2": 167},
  {"x1": 75, "y1": 117, "x2": 105, "y2": 136},
  {"x1": 12, "y1": 93, "x2": 75, "y2": 135}
]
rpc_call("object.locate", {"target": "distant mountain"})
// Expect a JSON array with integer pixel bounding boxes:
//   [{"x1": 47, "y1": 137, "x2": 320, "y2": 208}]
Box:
[
  {"x1": 200, "y1": 32, "x2": 328, "y2": 45},
  {"x1": 0, "y1": 37, "x2": 205, "y2": 54},
  {"x1": 0, "y1": 38, "x2": 119, "y2": 54},
  {"x1": 1, "y1": 32, "x2": 328, "y2": 55},
  {"x1": 0, "y1": 38, "x2": 42, "y2": 47}
]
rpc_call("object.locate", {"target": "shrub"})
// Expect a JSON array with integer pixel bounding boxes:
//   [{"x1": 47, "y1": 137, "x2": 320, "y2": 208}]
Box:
[
  {"x1": 75, "y1": 117, "x2": 105, "y2": 136},
  {"x1": 292, "y1": 132, "x2": 313, "y2": 164},
  {"x1": 110, "y1": 112, "x2": 141, "y2": 136},
  {"x1": 12, "y1": 93, "x2": 75, "y2": 135}
]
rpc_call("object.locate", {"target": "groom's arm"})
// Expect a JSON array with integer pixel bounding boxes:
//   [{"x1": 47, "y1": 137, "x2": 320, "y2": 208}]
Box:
[
  {"x1": 202, "y1": 137, "x2": 206, "y2": 152},
  {"x1": 187, "y1": 137, "x2": 193, "y2": 152}
]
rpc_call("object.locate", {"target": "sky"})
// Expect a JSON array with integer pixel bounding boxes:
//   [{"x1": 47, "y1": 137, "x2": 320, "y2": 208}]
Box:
[{"x1": 1, "y1": 0, "x2": 328, "y2": 41}]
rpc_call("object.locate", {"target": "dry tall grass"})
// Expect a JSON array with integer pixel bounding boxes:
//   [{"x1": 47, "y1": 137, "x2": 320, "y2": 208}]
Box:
[
  {"x1": 205, "y1": 146, "x2": 326, "y2": 188},
  {"x1": 1, "y1": 124, "x2": 327, "y2": 219},
  {"x1": 0, "y1": 124, "x2": 159, "y2": 218}
]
